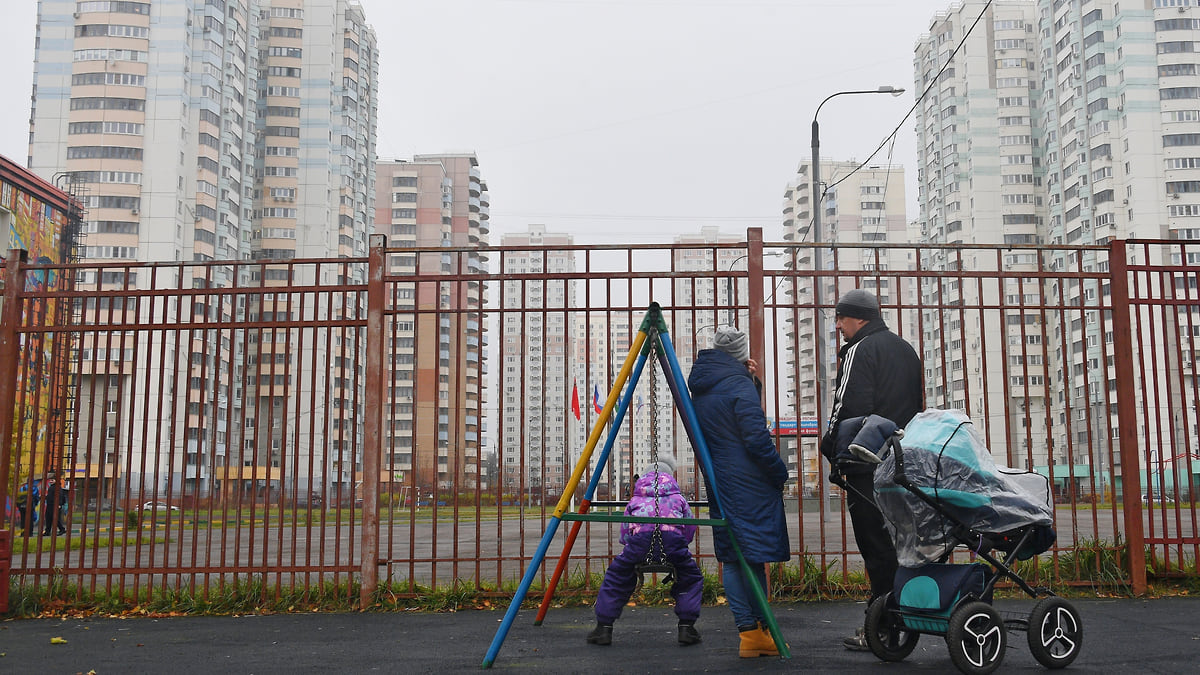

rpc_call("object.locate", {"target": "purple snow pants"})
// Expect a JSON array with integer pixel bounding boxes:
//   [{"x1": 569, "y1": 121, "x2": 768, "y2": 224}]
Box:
[{"x1": 593, "y1": 529, "x2": 702, "y2": 625}]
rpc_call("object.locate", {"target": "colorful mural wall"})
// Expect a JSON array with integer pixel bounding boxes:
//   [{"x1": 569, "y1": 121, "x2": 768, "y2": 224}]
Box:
[{"x1": 1, "y1": 156, "x2": 76, "y2": 493}]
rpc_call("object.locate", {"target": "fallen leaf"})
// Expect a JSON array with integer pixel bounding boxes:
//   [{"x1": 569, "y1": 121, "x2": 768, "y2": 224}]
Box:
[{"x1": 50, "y1": 637, "x2": 68, "y2": 645}]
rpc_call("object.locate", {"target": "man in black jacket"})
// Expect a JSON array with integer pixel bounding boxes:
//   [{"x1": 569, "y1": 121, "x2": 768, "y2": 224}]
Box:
[{"x1": 820, "y1": 289, "x2": 923, "y2": 650}]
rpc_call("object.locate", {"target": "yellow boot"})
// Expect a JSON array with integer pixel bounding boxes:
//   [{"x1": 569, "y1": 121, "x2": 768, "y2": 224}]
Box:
[{"x1": 738, "y1": 624, "x2": 779, "y2": 658}]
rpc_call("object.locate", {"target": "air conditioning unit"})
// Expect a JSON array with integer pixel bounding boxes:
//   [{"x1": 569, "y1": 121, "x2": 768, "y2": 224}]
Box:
[{"x1": 131, "y1": 207, "x2": 140, "y2": 215}]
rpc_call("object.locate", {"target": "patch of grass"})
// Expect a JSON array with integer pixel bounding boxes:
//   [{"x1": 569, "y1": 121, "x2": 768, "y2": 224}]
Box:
[
  {"x1": 13, "y1": 534, "x2": 170, "y2": 554},
  {"x1": 6, "y1": 537, "x2": 1197, "y2": 618},
  {"x1": 768, "y1": 553, "x2": 867, "y2": 600}
]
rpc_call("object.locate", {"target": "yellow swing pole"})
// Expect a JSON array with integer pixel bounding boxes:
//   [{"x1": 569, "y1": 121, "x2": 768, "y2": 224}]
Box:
[
  {"x1": 535, "y1": 327, "x2": 653, "y2": 623},
  {"x1": 552, "y1": 328, "x2": 646, "y2": 519}
]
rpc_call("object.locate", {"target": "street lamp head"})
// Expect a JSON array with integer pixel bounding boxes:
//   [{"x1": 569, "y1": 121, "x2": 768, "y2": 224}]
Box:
[{"x1": 878, "y1": 85, "x2": 906, "y2": 96}]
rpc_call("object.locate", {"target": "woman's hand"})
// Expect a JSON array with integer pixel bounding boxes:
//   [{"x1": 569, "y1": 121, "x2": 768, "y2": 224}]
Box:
[{"x1": 744, "y1": 358, "x2": 759, "y2": 377}]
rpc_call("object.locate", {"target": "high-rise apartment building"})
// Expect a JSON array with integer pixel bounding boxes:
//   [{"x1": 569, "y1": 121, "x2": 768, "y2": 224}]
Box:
[
  {"x1": 913, "y1": 0, "x2": 1200, "y2": 496},
  {"x1": 373, "y1": 155, "x2": 490, "y2": 495},
  {"x1": 498, "y1": 225, "x2": 575, "y2": 501},
  {"x1": 27, "y1": 0, "x2": 378, "y2": 499},
  {"x1": 1035, "y1": 0, "x2": 1195, "y2": 492},
  {"x1": 781, "y1": 161, "x2": 908, "y2": 436},
  {"x1": 668, "y1": 226, "x2": 746, "y2": 494},
  {"x1": 914, "y1": 0, "x2": 1050, "y2": 468}
]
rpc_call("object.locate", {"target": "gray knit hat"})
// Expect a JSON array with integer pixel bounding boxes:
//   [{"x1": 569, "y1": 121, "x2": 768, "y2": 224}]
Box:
[
  {"x1": 835, "y1": 289, "x2": 880, "y2": 321},
  {"x1": 712, "y1": 327, "x2": 750, "y2": 363},
  {"x1": 647, "y1": 456, "x2": 677, "y2": 475}
]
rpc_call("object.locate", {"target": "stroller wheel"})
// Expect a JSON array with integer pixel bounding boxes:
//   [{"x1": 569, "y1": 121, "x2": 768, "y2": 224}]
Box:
[
  {"x1": 946, "y1": 601, "x2": 1007, "y2": 675},
  {"x1": 864, "y1": 593, "x2": 919, "y2": 662},
  {"x1": 1027, "y1": 596, "x2": 1083, "y2": 669}
]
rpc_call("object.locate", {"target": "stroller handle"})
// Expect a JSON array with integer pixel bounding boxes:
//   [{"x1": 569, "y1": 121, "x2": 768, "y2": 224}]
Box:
[{"x1": 889, "y1": 434, "x2": 908, "y2": 485}]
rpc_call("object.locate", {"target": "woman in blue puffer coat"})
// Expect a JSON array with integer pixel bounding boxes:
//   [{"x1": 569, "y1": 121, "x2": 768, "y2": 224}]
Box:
[{"x1": 687, "y1": 327, "x2": 790, "y2": 658}]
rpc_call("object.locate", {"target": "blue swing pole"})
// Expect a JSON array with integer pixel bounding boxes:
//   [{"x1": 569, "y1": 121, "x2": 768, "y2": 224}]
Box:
[{"x1": 482, "y1": 328, "x2": 649, "y2": 669}]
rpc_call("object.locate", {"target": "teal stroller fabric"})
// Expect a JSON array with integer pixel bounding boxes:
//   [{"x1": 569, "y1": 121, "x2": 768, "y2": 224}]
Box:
[{"x1": 874, "y1": 409, "x2": 1055, "y2": 567}]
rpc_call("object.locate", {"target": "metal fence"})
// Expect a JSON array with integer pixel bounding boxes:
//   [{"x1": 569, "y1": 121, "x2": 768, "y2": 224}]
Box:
[{"x1": 2, "y1": 231, "x2": 1198, "y2": 607}]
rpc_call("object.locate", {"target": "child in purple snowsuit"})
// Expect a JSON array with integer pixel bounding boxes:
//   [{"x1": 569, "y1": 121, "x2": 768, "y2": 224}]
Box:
[{"x1": 587, "y1": 457, "x2": 704, "y2": 646}]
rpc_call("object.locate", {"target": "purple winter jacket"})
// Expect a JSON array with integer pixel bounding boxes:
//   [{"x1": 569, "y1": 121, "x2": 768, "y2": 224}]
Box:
[{"x1": 620, "y1": 471, "x2": 696, "y2": 545}]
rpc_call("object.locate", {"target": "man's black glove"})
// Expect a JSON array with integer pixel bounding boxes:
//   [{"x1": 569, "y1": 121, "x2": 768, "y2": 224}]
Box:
[{"x1": 819, "y1": 430, "x2": 836, "y2": 462}]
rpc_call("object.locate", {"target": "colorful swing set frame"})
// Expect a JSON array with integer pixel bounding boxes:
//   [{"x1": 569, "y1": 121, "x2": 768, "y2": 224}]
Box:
[{"x1": 482, "y1": 303, "x2": 790, "y2": 667}]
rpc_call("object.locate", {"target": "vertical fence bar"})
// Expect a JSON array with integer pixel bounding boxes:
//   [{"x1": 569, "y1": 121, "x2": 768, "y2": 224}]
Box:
[
  {"x1": 0, "y1": 250, "x2": 28, "y2": 528},
  {"x1": 747, "y1": 228, "x2": 765, "y2": 367},
  {"x1": 1108, "y1": 239, "x2": 1146, "y2": 595},
  {"x1": 360, "y1": 238, "x2": 386, "y2": 607}
]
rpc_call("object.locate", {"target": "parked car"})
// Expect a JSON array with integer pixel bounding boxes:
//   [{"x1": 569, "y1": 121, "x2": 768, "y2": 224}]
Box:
[
  {"x1": 141, "y1": 501, "x2": 180, "y2": 513},
  {"x1": 1142, "y1": 493, "x2": 1175, "y2": 504},
  {"x1": 296, "y1": 492, "x2": 323, "y2": 508}
]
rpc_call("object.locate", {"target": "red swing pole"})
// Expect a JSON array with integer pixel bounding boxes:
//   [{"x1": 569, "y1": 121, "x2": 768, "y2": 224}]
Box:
[{"x1": 533, "y1": 328, "x2": 656, "y2": 624}]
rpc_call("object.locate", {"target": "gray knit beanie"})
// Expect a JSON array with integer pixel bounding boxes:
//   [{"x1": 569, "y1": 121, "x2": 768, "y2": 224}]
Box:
[
  {"x1": 835, "y1": 289, "x2": 880, "y2": 321},
  {"x1": 712, "y1": 327, "x2": 750, "y2": 363},
  {"x1": 647, "y1": 456, "x2": 677, "y2": 475}
]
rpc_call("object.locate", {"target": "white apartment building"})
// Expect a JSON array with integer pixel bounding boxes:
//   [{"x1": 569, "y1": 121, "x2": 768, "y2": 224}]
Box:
[
  {"x1": 667, "y1": 226, "x2": 747, "y2": 494},
  {"x1": 27, "y1": 0, "x2": 378, "y2": 500},
  {"x1": 914, "y1": 0, "x2": 1051, "y2": 472},
  {"x1": 781, "y1": 161, "x2": 908, "y2": 454},
  {"x1": 913, "y1": 0, "x2": 1200, "y2": 497},
  {"x1": 498, "y1": 226, "x2": 576, "y2": 500}
]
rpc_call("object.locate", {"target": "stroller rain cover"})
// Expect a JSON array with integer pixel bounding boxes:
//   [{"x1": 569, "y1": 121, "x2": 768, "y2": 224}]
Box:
[{"x1": 874, "y1": 409, "x2": 1055, "y2": 567}]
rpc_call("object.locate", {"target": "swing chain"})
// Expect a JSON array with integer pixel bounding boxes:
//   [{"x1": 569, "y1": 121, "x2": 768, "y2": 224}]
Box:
[{"x1": 647, "y1": 338, "x2": 667, "y2": 568}]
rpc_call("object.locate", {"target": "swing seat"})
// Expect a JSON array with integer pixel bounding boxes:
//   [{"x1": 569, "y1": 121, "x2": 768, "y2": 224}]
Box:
[{"x1": 634, "y1": 562, "x2": 676, "y2": 587}]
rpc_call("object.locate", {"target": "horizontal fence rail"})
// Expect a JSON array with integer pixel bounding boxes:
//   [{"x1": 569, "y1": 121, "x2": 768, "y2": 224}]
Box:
[{"x1": 2, "y1": 231, "x2": 1198, "y2": 606}]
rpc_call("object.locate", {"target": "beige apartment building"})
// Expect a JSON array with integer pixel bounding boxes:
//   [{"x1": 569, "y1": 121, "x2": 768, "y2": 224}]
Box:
[{"x1": 373, "y1": 155, "x2": 490, "y2": 496}]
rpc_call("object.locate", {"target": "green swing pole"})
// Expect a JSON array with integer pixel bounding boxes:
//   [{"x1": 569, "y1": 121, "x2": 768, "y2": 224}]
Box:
[{"x1": 657, "y1": 330, "x2": 790, "y2": 658}]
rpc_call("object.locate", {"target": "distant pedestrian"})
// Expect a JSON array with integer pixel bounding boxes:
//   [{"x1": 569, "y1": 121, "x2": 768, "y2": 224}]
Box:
[
  {"x1": 40, "y1": 472, "x2": 66, "y2": 536},
  {"x1": 16, "y1": 476, "x2": 40, "y2": 536},
  {"x1": 58, "y1": 478, "x2": 72, "y2": 531},
  {"x1": 588, "y1": 457, "x2": 703, "y2": 647}
]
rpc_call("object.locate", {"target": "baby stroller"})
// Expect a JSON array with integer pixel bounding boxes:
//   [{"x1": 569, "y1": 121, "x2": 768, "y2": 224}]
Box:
[{"x1": 832, "y1": 409, "x2": 1083, "y2": 675}]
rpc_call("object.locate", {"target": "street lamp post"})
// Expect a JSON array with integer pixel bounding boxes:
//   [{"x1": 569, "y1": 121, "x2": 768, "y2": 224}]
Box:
[
  {"x1": 810, "y1": 85, "x2": 906, "y2": 401},
  {"x1": 809, "y1": 85, "x2": 905, "y2": 512}
]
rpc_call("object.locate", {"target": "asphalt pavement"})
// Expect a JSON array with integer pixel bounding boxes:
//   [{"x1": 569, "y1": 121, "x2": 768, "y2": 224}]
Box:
[{"x1": 1, "y1": 597, "x2": 1196, "y2": 673}]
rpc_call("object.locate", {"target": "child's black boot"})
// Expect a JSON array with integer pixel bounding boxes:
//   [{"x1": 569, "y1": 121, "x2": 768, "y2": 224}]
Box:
[
  {"x1": 587, "y1": 623, "x2": 613, "y2": 645},
  {"x1": 677, "y1": 620, "x2": 701, "y2": 646}
]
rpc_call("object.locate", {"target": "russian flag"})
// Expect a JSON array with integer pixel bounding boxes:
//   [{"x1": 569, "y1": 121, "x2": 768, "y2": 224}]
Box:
[{"x1": 593, "y1": 384, "x2": 603, "y2": 414}]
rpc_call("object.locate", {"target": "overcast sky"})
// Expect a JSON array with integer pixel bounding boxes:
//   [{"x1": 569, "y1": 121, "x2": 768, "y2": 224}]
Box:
[{"x1": 0, "y1": 0, "x2": 968, "y2": 244}]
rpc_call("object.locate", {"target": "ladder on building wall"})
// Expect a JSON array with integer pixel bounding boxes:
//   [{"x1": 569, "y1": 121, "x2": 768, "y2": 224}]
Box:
[{"x1": 481, "y1": 303, "x2": 788, "y2": 668}]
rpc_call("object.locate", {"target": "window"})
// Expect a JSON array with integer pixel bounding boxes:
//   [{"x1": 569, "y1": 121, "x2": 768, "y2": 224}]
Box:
[{"x1": 76, "y1": 1, "x2": 150, "y2": 14}]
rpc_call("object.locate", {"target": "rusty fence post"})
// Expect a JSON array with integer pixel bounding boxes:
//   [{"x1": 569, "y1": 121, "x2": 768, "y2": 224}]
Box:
[
  {"x1": 0, "y1": 249, "x2": 28, "y2": 613},
  {"x1": 747, "y1": 227, "x2": 766, "y2": 370},
  {"x1": 359, "y1": 237, "x2": 385, "y2": 608},
  {"x1": 1108, "y1": 239, "x2": 1147, "y2": 596}
]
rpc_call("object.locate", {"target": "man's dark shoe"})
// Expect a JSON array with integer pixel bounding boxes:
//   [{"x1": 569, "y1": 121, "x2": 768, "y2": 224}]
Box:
[
  {"x1": 843, "y1": 627, "x2": 870, "y2": 651},
  {"x1": 587, "y1": 623, "x2": 613, "y2": 645},
  {"x1": 678, "y1": 622, "x2": 701, "y2": 645}
]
